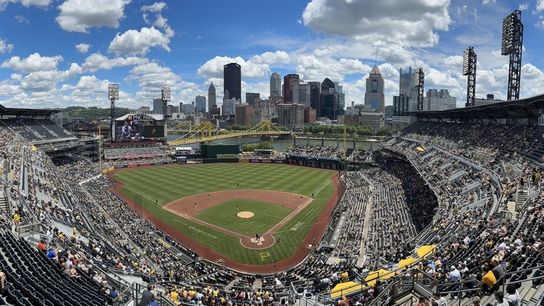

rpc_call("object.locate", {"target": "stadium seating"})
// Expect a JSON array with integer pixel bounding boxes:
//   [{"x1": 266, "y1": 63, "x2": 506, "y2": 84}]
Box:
[
  {"x1": 0, "y1": 119, "x2": 74, "y2": 142},
  {"x1": 1, "y1": 118, "x2": 543, "y2": 306}
]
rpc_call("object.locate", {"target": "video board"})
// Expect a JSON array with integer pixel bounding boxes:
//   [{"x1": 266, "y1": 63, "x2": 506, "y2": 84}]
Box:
[{"x1": 114, "y1": 114, "x2": 165, "y2": 142}]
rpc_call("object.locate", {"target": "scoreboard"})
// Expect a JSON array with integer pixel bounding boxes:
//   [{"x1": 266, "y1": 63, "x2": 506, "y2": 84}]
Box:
[{"x1": 113, "y1": 114, "x2": 166, "y2": 142}]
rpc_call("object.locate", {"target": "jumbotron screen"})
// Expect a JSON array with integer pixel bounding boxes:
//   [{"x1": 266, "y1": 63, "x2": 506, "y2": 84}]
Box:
[{"x1": 114, "y1": 114, "x2": 165, "y2": 142}]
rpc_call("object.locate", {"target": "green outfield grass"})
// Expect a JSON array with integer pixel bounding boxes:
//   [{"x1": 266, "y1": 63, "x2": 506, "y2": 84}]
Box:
[
  {"x1": 197, "y1": 199, "x2": 293, "y2": 235},
  {"x1": 112, "y1": 163, "x2": 336, "y2": 265}
]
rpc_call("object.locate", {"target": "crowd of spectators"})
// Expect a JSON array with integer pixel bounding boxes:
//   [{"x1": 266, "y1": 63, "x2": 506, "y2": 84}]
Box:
[
  {"x1": 287, "y1": 145, "x2": 346, "y2": 160},
  {"x1": 104, "y1": 146, "x2": 166, "y2": 160},
  {"x1": 1, "y1": 118, "x2": 544, "y2": 306}
]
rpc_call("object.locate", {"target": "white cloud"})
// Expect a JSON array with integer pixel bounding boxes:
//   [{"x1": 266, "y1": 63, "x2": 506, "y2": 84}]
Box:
[
  {"x1": 75, "y1": 43, "x2": 91, "y2": 53},
  {"x1": 82, "y1": 52, "x2": 148, "y2": 71},
  {"x1": 56, "y1": 0, "x2": 131, "y2": 33},
  {"x1": 249, "y1": 51, "x2": 291, "y2": 65},
  {"x1": 0, "y1": 53, "x2": 82, "y2": 94},
  {"x1": 141, "y1": 2, "x2": 165, "y2": 12},
  {"x1": 302, "y1": 0, "x2": 451, "y2": 47},
  {"x1": 70, "y1": 75, "x2": 110, "y2": 99},
  {"x1": 197, "y1": 56, "x2": 270, "y2": 79},
  {"x1": 0, "y1": 0, "x2": 51, "y2": 10},
  {"x1": 537, "y1": 17, "x2": 544, "y2": 30},
  {"x1": 14, "y1": 15, "x2": 29, "y2": 24},
  {"x1": 0, "y1": 38, "x2": 14, "y2": 54},
  {"x1": 19, "y1": 63, "x2": 82, "y2": 92},
  {"x1": 296, "y1": 55, "x2": 371, "y2": 81},
  {"x1": 482, "y1": 0, "x2": 496, "y2": 5},
  {"x1": 141, "y1": 2, "x2": 168, "y2": 27},
  {"x1": 1, "y1": 53, "x2": 62, "y2": 73},
  {"x1": 108, "y1": 26, "x2": 174, "y2": 55},
  {"x1": 126, "y1": 62, "x2": 199, "y2": 103},
  {"x1": 537, "y1": 0, "x2": 544, "y2": 11},
  {"x1": 517, "y1": 2, "x2": 529, "y2": 11}
]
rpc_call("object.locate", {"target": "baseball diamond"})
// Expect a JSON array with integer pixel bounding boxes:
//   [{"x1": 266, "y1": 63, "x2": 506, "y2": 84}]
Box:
[{"x1": 110, "y1": 163, "x2": 341, "y2": 273}]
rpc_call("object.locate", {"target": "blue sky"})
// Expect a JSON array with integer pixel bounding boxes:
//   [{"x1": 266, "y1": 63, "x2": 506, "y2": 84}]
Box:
[{"x1": 0, "y1": 0, "x2": 543, "y2": 109}]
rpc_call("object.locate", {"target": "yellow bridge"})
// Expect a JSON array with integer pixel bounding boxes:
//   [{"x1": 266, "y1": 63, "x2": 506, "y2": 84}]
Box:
[{"x1": 168, "y1": 120, "x2": 293, "y2": 146}]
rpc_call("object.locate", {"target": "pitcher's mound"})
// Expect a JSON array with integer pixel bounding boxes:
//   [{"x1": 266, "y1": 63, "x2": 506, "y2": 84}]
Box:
[{"x1": 237, "y1": 211, "x2": 254, "y2": 219}]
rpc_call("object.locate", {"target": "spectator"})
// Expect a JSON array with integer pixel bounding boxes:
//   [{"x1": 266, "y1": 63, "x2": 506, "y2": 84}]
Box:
[
  {"x1": 0, "y1": 268, "x2": 5, "y2": 290},
  {"x1": 138, "y1": 285, "x2": 155, "y2": 306},
  {"x1": 505, "y1": 284, "x2": 520, "y2": 306},
  {"x1": 110, "y1": 287, "x2": 119, "y2": 299},
  {"x1": 490, "y1": 291, "x2": 508, "y2": 306},
  {"x1": 37, "y1": 239, "x2": 47, "y2": 253}
]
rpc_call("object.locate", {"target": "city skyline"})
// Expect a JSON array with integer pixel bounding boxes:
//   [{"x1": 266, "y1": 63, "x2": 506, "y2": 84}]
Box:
[{"x1": 0, "y1": 0, "x2": 543, "y2": 109}]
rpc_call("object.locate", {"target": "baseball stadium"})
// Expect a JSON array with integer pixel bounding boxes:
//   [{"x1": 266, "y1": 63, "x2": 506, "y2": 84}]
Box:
[
  {"x1": 2, "y1": 94, "x2": 544, "y2": 306},
  {"x1": 1, "y1": 4, "x2": 544, "y2": 306}
]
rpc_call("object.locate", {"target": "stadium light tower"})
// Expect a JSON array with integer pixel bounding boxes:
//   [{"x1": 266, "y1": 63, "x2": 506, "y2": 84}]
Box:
[
  {"x1": 108, "y1": 83, "x2": 119, "y2": 141},
  {"x1": 501, "y1": 9, "x2": 523, "y2": 101},
  {"x1": 161, "y1": 86, "x2": 171, "y2": 120},
  {"x1": 463, "y1": 46, "x2": 477, "y2": 107},
  {"x1": 416, "y1": 68, "x2": 425, "y2": 111}
]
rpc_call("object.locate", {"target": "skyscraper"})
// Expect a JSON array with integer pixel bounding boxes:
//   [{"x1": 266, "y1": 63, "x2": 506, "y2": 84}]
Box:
[
  {"x1": 399, "y1": 67, "x2": 415, "y2": 96},
  {"x1": 282, "y1": 74, "x2": 299, "y2": 103},
  {"x1": 208, "y1": 83, "x2": 216, "y2": 112},
  {"x1": 270, "y1": 72, "x2": 282, "y2": 97},
  {"x1": 319, "y1": 78, "x2": 345, "y2": 120},
  {"x1": 398, "y1": 67, "x2": 419, "y2": 111},
  {"x1": 224, "y1": 63, "x2": 241, "y2": 101},
  {"x1": 309, "y1": 81, "x2": 321, "y2": 110},
  {"x1": 153, "y1": 98, "x2": 163, "y2": 114},
  {"x1": 364, "y1": 66, "x2": 385, "y2": 112},
  {"x1": 222, "y1": 97, "x2": 236, "y2": 116},
  {"x1": 245, "y1": 92, "x2": 260, "y2": 106},
  {"x1": 425, "y1": 89, "x2": 457, "y2": 111},
  {"x1": 195, "y1": 95, "x2": 207, "y2": 113},
  {"x1": 292, "y1": 82, "x2": 311, "y2": 107},
  {"x1": 277, "y1": 103, "x2": 305, "y2": 130}
]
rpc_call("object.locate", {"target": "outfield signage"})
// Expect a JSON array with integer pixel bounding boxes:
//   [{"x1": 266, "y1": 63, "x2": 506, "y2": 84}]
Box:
[{"x1": 249, "y1": 159, "x2": 286, "y2": 164}]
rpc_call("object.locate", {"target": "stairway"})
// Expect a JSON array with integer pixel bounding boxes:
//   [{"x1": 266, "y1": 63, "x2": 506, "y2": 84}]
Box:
[
  {"x1": 0, "y1": 187, "x2": 9, "y2": 216},
  {"x1": 516, "y1": 189, "x2": 528, "y2": 213}
]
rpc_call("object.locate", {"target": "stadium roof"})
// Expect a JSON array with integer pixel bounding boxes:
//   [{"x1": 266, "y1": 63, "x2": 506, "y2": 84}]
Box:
[
  {"x1": 0, "y1": 105, "x2": 59, "y2": 116},
  {"x1": 409, "y1": 93, "x2": 544, "y2": 120}
]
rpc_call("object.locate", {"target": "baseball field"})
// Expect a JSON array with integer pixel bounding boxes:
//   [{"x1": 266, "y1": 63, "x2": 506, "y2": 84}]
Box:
[{"x1": 110, "y1": 163, "x2": 341, "y2": 273}]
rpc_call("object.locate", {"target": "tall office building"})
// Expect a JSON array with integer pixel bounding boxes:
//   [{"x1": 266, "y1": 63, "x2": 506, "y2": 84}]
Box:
[
  {"x1": 309, "y1": 81, "x2": 321, "y2": 111},
  {"x1": 292, "y1": 82, "x2": 311, "y2": 107},
  {"x1": 393, "y1": 95, "x2": 410, "y2": 116},
  {"x1": 397, "y1": 67, "x2": 420, "y2": 112},
  {"x1": 319, "y1": 78, "x2": 345, "y2": 120},
  {"x1": 224, "y1": 63, "x2": 241, "y2": 100},
  {"x1": 195, "y1": 95, "x2": 207, "y2": 113},
  {"x1": 235, "y1": 104, "x2": 254, "y2": 126},
  {"x1": 153, "y1": 98, "x2": 163, "y2": 114},
  {"x1": 245, "y1": 93, "x2": 260, "y2": 106},
  {"x1": 222, "y1": 97, "x2": 236, "y2": 116},
  {"x1": 425, "y1": 89, "x2": 457, "y2": 111},
  {"x1": 399, "y1": 67, "x2": 416, "y2": 96},
  {"x1": 364, "y1": 66, "x2": 385, "y2": 112},
  {"x1": 270, "y1": 72, "x2": 282, "y2": 97},
  {"x1": 282, "y1": 74, "x2": 300, "y2": 103},
  {"x1": 180, "y1": 103, "x2": 194, "y2": 114},
  {"x1": 277, "y1": 103, "x2": 305, "y2": 130},
  {"x1": 208, "y1": 83, "x2": 216, "y2": 112}
]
